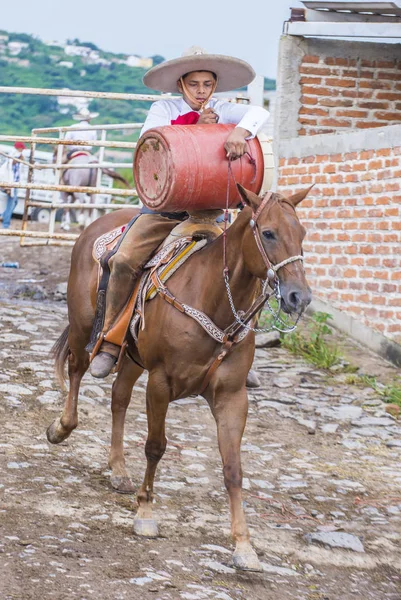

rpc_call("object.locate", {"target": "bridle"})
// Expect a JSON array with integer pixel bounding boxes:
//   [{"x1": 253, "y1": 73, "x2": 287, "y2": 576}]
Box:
[{"x1": 222, "y1": 168, "x2": 304, "y2": 334}]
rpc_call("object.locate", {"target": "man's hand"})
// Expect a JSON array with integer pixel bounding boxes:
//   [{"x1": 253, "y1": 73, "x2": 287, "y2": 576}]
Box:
[
  {"x1": 224, "y1": 127, "x2": 251, "y2": 160},
  {"x1": 198, "y1": 108, "x2": 219, "y2": 125}
]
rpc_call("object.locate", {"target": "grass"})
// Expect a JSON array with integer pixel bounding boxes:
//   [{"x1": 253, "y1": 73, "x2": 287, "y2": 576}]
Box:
[
  {"x1": 280, "y1": 311, "x2": 342, "y2": 369},
  {"x1": 345, "y1": 374, "x2": 401, "y2": 409}
]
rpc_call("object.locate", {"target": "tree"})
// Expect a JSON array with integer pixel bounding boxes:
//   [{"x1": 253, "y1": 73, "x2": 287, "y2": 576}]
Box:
[{"x1": 151, "y1": 55, "x2": 165, "y2": 66}]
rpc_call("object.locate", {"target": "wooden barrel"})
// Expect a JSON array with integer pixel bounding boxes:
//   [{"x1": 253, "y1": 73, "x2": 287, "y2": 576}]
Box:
[{"x1": 133, "y1": 124, "x2": 265, "y2": 212}]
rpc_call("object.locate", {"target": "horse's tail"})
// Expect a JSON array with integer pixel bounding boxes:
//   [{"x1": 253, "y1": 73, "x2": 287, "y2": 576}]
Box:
[
  {"x1": 51, "y1": 325, "x2": 70, "y2": 390},
  {"x1": 101, "y1": 168, "x2": 130, "y2": 188}
]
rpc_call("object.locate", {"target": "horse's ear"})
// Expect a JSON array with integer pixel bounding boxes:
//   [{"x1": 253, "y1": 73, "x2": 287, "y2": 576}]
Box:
[
  {"x1": 236, "y1": 184, "x2": 261, "y2": 212},
  {"x1": 287, "y1": 185, "x2": 314, "y2": 207}
]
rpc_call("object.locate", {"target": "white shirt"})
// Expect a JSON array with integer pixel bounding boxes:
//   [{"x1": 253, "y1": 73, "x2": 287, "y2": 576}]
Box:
[
  {"x1": 65, "y1": 120, "x2": 97, "y2": 152},
  {"x1": 140, "y1": 97, "x2": 269, "y2": 138}
]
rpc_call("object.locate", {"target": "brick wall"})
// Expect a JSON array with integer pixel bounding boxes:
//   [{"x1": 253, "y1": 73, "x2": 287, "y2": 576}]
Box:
[
  {"x1": 278, "y1": 144, "x2": 401, "y2": 342},
  {"x1": 299, "y1": 55, "x2": 401, "y2": 136}
]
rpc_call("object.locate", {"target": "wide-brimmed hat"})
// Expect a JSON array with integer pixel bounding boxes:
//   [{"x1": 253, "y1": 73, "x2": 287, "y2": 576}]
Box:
[
  {"x1": 143, "y1": 46, "x2": 255, "y2": 93},
  {"x1": 73, "y1": 107, "x2": 99, "y2": 121}
]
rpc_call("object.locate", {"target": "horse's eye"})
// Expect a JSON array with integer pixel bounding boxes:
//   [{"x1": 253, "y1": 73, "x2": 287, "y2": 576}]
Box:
[{"x1": 263, "y1": 230, "x2": 275, "y2": 241}]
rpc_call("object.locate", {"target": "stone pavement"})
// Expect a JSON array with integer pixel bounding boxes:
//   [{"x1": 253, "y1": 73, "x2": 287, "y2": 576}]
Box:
[{"x1": 0, "y1": 298, "x2": 401, "y2": 600}]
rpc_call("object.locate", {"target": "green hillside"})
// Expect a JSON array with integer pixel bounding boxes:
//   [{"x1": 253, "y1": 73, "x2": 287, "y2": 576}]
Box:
[{"x1": 0, "y1": 31, "x2": 276, "y2": 136}]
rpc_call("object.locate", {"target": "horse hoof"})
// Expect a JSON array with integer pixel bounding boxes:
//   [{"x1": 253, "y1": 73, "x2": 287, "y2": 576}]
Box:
[
  {"x1": 110, "y1": 475, "x2": 135, "y2": 494},
  {"x1": 232, "y1": 547, "x2": 262, "y2": 572},
  {"x1": 133, "y1": 518, "x2": 158, "y2": 538},
  {"x1": 46, "y1": 418, "x2": 72, "y2": 444},
  {"x1": 246, "y1": 369, "x2": 261, "y2": 389}
]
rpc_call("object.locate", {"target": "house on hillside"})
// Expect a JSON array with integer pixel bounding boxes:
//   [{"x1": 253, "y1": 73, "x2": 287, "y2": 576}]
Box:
[
  {"x1": 126, "y1": 55, "x2": 153, "y2": 68},
  {"x1": 8, "y1": 41, "x2": 29, "y2": 56}
]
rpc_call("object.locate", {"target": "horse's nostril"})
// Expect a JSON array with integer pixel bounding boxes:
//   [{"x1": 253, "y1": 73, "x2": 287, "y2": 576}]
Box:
[{"x1": 289, "y1": 291, "x2": 300, "y2": 309}]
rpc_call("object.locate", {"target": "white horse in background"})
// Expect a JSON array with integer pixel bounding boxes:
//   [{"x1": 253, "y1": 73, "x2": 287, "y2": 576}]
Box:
[{"x1": 60, "y1": 153, "x2": 130, "y2": 230}]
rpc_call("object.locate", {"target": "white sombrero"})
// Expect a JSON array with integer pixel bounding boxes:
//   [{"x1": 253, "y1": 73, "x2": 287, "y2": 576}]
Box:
[
  {"x1": 73, "y1": 107, "x2": 99, "y2": 121},
  {"x1": 143, "y1": 46, "x2": 255, "y2": 93}
]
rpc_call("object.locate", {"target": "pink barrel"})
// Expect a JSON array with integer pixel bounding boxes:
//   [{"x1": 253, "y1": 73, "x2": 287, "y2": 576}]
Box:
[{"x1": 133, "y1": 124, "x2": 264, "y2": 212}]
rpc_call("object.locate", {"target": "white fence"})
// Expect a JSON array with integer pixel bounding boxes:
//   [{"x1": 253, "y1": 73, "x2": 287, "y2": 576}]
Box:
[{"x1": 0, "y1": 86, "x2": 178, "y2": 245}]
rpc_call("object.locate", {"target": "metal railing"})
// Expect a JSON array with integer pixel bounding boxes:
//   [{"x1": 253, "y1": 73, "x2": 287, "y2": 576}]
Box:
[{"x1": 0, "y1": 86, "x2": 178, "y2": 245}]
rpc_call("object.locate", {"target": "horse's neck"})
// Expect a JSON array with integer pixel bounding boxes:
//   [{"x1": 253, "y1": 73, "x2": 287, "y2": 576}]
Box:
[{"x1": 190, "y1": 209, "x2": 259, "y2": 326}]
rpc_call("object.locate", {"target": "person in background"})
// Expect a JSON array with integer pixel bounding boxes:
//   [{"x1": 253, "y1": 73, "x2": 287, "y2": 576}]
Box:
[
  {"x1": 0, "y1": 141, "x2": 26, "y2": 229},
  {"x1": 64, "y1": 107, "x2": 99, "y2": 159}
]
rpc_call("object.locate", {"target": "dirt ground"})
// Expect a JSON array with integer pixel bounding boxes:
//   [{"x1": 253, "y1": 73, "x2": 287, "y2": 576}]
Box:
[{"x1": 1, "y1": 221, "x2": 401, "y2": 600}]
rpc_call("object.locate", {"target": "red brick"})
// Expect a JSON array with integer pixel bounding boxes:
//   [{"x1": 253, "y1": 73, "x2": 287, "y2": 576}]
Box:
[
  {"x1": 377, "y1": 148, "x2": 391, "y2": 157},
  {"x1": 320, "y1": 118, "x2": 352, "y2": 128},
  {"x1": 301, "y1": 95, "x2": 318, "y2": 105},
  {"x1": 361, "y1": 59, "x2": 376, "y2": 68},
  {"x1": 293, "y1": 166, "x2": 308, "y2": 175},
  {"x1": 345, "y1": 174, "x2": 359, "y2": 183},
  {"x1": 377, "y1": 169, "x2": 394, "y2": 180},
  {"x1": 300, "y1": 77, "x2": 323, "y2": 85},
  {"x1": 356, "y1": 121, "x2": 385, "y2": 129},
  {"x1": 302, "y1": 86, "x2": 339, "y2": 97},
  {"x1": 376, "y1": 91, "x2": 401, "y2": 101},
  {"x1": 325, "y1": 77, "x2": 356, "y2": 88},
  {"x1": 385, "y1": 207, "x2": 399, "y2": 216},
  {"x1": 325, "y1": 57, "x2": 356, "y2": 67},
  {"x1": 299, "y1": 117, "x2": 318, "y2": 126},
  {"x1": 319, "y1": 98, "x2": 353, "y2": 107},
  {"x1": 287, "y1": 157, "x2": 300, "y2": 166},
  {"x1": 360, "y1": 150, "x2": 375, "y2": 160},
  {"x1": 299, "y1": 106, "x2": 329, "y2": 116},
  {"x1": 302, "y1": 55, "x2": 320, "y2": 64},
  {"x1": 368, "y1": 159, "x2": 383, "y2": 170},
  {"x1": 377, "y1": 71, "x2": 401, "y2": 81},
  {"x1": 308, "y1": 165, "x2": 320, "y2": 174},
  {"x1": 315, "y1": 155, "x2": 329, "y2": 163},
  {"x1": 377, "y1": 61, "x2": 396, "y2": 69},
  {"x1": 301, "y1": 175, "x2": 313, "y2": 184},
  {"x1": 351, "y1": 162, "x2": 367, "y2": 171},
  {"x1": 306, "y1": 128, "x2": 335, "y2": 136},
  {"x1": 330, "y1": 175, "x2": 344, "y2": 184},
  {"x1": 323, "y1": 164, "x2": 336, "y2": 174},
  {"x1": 342, "y1": 89, "x2": 373, "y2": 99},
  {"x1": 358, "y1": 101, "x2": 389, "y2": 109},
  {"x1": 279, "y1": 158, "x2": 286, "y2": 167},
  {"x1": 300, "y1": 66, "x2": 334, "y2": 76},
  {"x1": 385, "y1": 182, "x2": 400, "y2": 192},
  {"x1": 337, "y1": 109, "x2": 369, "y2": 118},
  {"x1": 374, "y1": 196, "x2": 391, "y2": 205},
  {"x1": 360, "y1": 80, "x2": 392, "y2": 89},
  {"x1": 374, "y1": 111, "x2": 401, "y2": 121}
]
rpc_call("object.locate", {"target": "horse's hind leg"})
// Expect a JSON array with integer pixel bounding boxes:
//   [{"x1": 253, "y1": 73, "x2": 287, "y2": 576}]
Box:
[
  {"x1": 109, "y1": 356, "x2": 143, "y2": 493},
  {"x1": 210, "y1": 387, "x2": 262, "y2": 571},
  {"x1": 47, "y1": 337, "x2": 89, "y2": 444},
  {"x1": 133, "y1": 372, "x2": 170, "y2": 538}
]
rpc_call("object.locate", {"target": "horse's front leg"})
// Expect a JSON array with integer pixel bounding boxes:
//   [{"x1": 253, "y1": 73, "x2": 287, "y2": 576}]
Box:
[
  {"x1": 210, "y1": 387, "x2": 262, "y2": 571},
  {"x1": 109, "y1": 356, "x2": 143, "y2": 493},
  {"x1": 133, "y1": 372, "x2": 170, "y2": 538}
]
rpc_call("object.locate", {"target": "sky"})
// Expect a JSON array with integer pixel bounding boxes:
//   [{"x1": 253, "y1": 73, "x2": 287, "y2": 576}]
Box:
[{"x1": 1, "y1": 0, "x2": 304, "y2": 78}]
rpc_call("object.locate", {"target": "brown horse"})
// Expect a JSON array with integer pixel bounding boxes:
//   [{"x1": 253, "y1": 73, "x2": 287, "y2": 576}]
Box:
[{"x1": 47, "y1": 185, "x2": 312, "y2": 571}]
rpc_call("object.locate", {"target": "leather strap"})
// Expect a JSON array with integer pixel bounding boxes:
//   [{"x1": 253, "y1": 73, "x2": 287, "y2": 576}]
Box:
[{"x1": 198, "y1": 340, "x2": 234, "y2": 395}]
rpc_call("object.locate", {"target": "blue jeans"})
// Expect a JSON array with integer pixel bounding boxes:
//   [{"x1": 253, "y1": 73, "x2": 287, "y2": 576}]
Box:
[{"x1": 2, "y1": 188, "x2": 18, "y2": 229}]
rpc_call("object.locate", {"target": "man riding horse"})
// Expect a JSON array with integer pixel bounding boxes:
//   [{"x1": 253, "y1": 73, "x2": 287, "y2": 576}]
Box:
[{"x1": 89, "y1": 47, "x2": 270, "y2": 378}]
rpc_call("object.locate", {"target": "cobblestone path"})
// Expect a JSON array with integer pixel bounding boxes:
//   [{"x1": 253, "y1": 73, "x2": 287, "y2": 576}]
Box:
[{"x1": 1, "y1": 299, "x2": 400, "y2": 600}]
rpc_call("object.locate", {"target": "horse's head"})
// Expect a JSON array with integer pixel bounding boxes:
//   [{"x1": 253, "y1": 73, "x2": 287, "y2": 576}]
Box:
[{"x1": 237, "y1": 184, "x2": 312, "y2": 315}]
